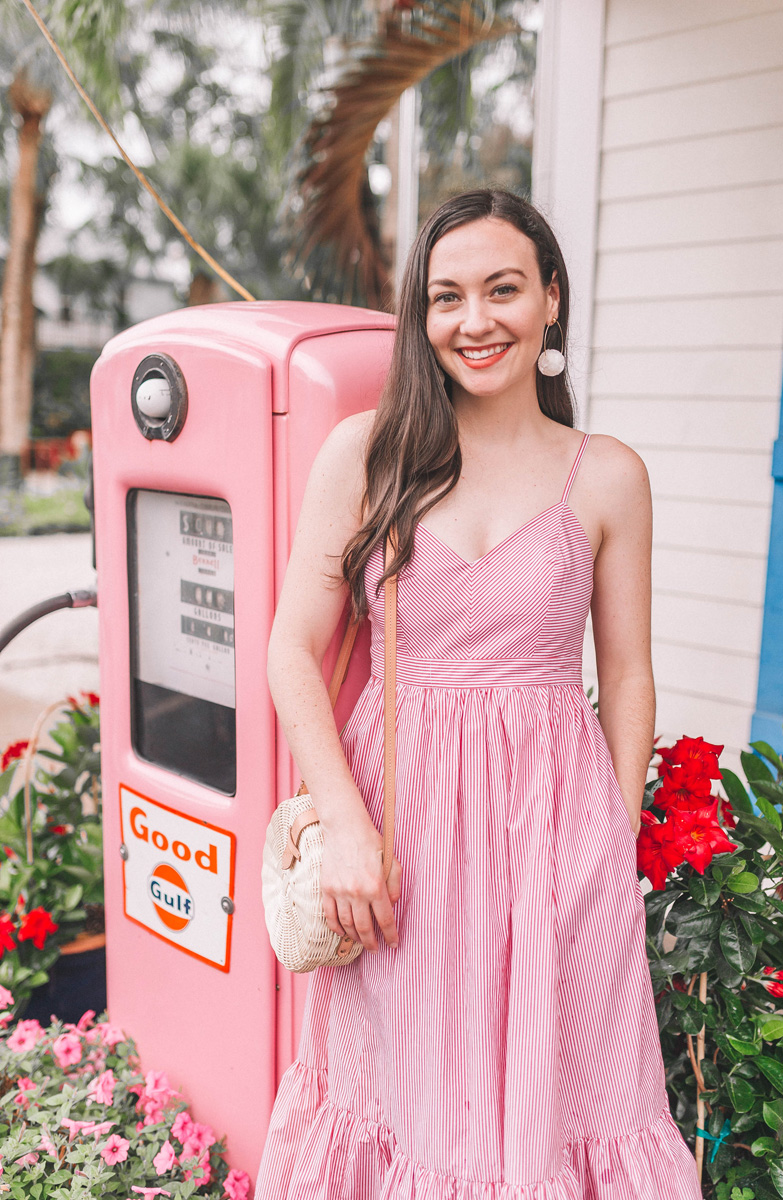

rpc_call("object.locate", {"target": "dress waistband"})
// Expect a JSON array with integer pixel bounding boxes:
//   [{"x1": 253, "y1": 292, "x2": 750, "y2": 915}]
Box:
[{"x1": 370, "y1": 652, "x2": 584, "y2": 689}]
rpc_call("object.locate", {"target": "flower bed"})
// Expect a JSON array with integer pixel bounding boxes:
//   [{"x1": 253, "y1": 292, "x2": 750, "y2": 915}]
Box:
[
  {"x1": 0, "y1": 1001, "x2": 251, "y2": 1198},
  {"x1": 639, "y1": 734, "x2": 783, "y2": 1200}
]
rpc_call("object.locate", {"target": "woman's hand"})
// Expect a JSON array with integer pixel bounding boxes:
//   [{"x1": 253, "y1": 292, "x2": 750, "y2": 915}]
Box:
[{"x1": 320, "y1": 806, "x2": 401, "y2": 951}]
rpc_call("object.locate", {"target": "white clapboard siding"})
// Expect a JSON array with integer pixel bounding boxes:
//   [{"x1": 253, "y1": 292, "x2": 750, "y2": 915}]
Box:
[
  {"x1": 593, "y1": 295, "x2": 783, "y2": 349},
  {"x1": 588, "y1": 0, "x2": 783, "y2": 755},
  {"x1": 653, "y1": 497, "x2": 773, "y2": 558},
  {"x1": 605, "y1": 0, "x2": 779, "y2": 46},
  {"x1": 652, "y1": 546, "x2": 769, "y2": 606},
  {"x1": 589, "y1": 398, "x2": 779, "y2": 453},
  {"x1": 604, "y1": 11, "x2": 783, "y2": 97},
  {"x1": 595, "y1": 241, "x2": 783, "y2": 301},
  {"x1": 604, "y1": 68, "x2": 783, "y2": 150},
  {"x1": 601, "y1": 127, "x2": 783, "y2": 202},
  {"x1": 591, "y1": 348, "x2": 783, "y2": 399},
  {"x1": 599, "y1": 183, "x2": 783, "y2": 251},
  {"x1": 652, "y1": 592, "x2": 764, "y2": 658}
]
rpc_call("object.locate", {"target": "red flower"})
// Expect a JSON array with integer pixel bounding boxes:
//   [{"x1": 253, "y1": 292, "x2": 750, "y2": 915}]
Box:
[
  {"x1": 82, "y1": 691, "x2": 100, "y2": 707},
  {"x1": 670, "y1": 801, "x2": 737, "y2": 874},
  {"x1": 636, "y1": 815, "x2": 685, "y2": 890},
  {"x1": 763, "y1": 967, "x2": 783, "y2": 998},
  {"x1": 719, "y1": 797, "x2": 737, "y2": 830},
  {"x1": 18, "y1": 907, "x2": 58, "y2": 951},
  {"x1": 656, "y1": 735, "x2": 723, "y2": 781},
  {"x1": 1, "y1": 741, "x2": 29, "y2": 772},
  {"x1": 0, "y1": 913, "x2": 16, "y2": 957},
  {"x1": 654, "y1": 760, "x2": 714, "y2": 812},
  {"x1": 47, "y1": 824, "x2": 68, "y2": 836}
]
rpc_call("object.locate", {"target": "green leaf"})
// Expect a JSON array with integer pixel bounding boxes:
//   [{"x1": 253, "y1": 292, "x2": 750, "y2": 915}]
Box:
[
  {"x1": 770, "y1": 1158, "x2": 783, "y2": 1198},
  {"x1": 727, "y1": 1075, "x2": 757, "y2": 1111},
  {"x1": 673, "y1": 909, "x2": 723, "y2": 939},
  {"x1": 721, "y1": 918, "x2": 758, "y2": 974},
  {"x1": 759, "y1": 797, "x2": 783, "y2": 830},
  {"x1": 737, "y1": 911, "x2": 767, "y2": 946},
  {"x1": 744, "y1": 749, "x2": 776, "y2": 787},
  {"x1": 736, "y1": 813, "x2": 783, "y2": 857},
  {"x1": 752, "y1": 1136, "x2": 779, "y2": 1156},
  {"x1": 722, "y1": 768, "x2": 756, "y2": 814},
  {"x1": 690, "y1": 874, "x2": 721, "y2": 907},
  {"x1": 729, "y1": 872, "x2": 762, "y2": 894},
  {"x1": 720, "y1": 987, "x2": 746, "y2": 1028},
  {"x1": 760, "y1": 1019, "x2": 783, "y2": 1042},
  {"x1": 732, "y1": 892, "x2": 768, "y2": 914},
  {"x1": 750, "y1": 741, "x2": 783, "y2": 770},
  {"x1": 716, "y1": 952, "x2": 745, "y2": 990},
  {"x1": 727, "y1": 1034, "x2": 761, "y2": 1057},
  {"x1": 757, "y1": 781, "x2": 783, "y2": 806},
  {"x1": 763, "y1": 1098, "x2": 783, "y2": 1136},
  {"x1": 758, "y1": 1056, "x2": 783, "y2": 1094},
  {"x1": 61, "y1": 883, "x2": 83, "y2": 911}
]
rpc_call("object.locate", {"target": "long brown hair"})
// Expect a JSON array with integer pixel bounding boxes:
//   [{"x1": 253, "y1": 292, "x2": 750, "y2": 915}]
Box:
[{"x1": 341, "y1": 188, "x2": 576, "y2": 617}]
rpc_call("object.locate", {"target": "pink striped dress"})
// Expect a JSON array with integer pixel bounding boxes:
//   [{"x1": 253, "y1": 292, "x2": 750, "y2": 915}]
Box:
[{"x1": 255, "y1": 431, "x2": 702, "y2": 1199}]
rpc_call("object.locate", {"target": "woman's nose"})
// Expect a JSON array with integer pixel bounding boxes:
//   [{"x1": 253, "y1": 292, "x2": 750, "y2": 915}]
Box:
[{"x1": 459, "y1": 298, "x2": 495, "y2": 339}]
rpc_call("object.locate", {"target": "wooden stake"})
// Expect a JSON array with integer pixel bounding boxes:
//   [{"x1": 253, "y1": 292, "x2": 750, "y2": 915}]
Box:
[{"x1": 694, "y1": 970, "x2": 708, "y2": 1182}]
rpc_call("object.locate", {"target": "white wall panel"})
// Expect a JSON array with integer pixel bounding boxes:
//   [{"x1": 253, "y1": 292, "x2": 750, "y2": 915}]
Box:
[
  {"x1": 588, "y1": 398, "x2": 779, "y2": 452},
  {"x1": 590, "y1": 348, "x2": 783, "y2": 398},
  {"x1": 605, "y1": 0, "x2": 779, "y2": 47},
  {"x1": 598, "y1": 183, "x2": 783, "y2": 250},
  {"x1": 604, "y1": 11, "x2": 783, "y2": 97},
  {"x1": 595, "y1": 240, "x2": 783, "y2": 300}
]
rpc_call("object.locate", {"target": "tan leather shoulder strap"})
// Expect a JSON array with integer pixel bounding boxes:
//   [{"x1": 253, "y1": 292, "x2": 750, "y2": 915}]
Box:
[{"x1": 382, "y1": 530, "x2": 397, "y2": 880}]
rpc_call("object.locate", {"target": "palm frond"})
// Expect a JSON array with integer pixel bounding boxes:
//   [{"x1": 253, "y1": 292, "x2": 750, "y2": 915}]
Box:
[{"x1": 283, "y1": 0, "x2": 520, "y2": 308}]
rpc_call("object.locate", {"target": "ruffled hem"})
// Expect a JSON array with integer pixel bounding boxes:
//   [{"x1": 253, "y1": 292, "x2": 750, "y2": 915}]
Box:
[{"x1": 254, "y1": 1061, "x2": 701, "y2": 1200}]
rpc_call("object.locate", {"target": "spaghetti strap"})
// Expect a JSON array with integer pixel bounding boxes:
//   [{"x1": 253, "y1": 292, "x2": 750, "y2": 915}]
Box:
[{"x1": 561, "y1": 431, "x2": 590, "y2": 504}]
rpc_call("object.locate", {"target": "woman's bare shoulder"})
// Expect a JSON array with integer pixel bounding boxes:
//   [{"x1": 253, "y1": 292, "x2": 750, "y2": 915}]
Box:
[
  {"x1": 315, "y1": 409, "x2": 376, "y2": 476},
  {"x1": 586, "y1": 433, "x2": 650, "y2": 497},
  {"x1": 302, "y1": 410, "x2": 377, "y2": 523}
]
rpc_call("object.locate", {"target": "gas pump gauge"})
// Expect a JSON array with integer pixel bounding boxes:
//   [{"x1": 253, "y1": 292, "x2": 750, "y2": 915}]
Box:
[
  {"x1": 127, "y1": 489, "x2": 236, "y2": 793},
  {"x1": 131, "y1": 353, "x2": 188, "y2": 441}
]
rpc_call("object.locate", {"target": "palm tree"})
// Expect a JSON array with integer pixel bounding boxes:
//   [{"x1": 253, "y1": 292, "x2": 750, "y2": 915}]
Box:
[{"x1": 261, "y1": 0, "x2": 535, "y2": 308}]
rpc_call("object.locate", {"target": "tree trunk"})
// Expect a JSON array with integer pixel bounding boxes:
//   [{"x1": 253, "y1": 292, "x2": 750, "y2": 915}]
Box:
[{"x1": 0, "y1": 72, "x2": 51, "y2": 485}]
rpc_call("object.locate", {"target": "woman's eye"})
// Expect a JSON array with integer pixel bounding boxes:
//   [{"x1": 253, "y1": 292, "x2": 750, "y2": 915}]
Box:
[
  {"x1": 493, "y1": 284, "x2": 518, "y2": 297},
  {"x1": 432, "y1": 292, "x2": 459, "y2": 305}
]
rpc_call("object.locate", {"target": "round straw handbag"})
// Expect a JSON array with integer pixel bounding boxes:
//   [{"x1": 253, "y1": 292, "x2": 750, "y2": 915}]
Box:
[{"x1": 261, "y1": 536, "x2": 397, "y2": 973}]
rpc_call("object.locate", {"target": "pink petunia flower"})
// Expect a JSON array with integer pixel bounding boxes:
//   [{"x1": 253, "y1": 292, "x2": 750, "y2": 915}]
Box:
[
  {"x1": 130, "y1": 1189, "x2": 172, "y2": 1198},
  {"x1": 39, "y1": 1129, "x2": 56, "y2": 1155},
  {"x1": 183, "y1": 1149, "x2": 211, "y2": 1187},
  {"x1": 88, "y1": 1121, "x2": 115, "y2": 1139},
  {"x1": 61, "y1": 1119, "x2": 95, "y2": 1142},
  {"x1": 180, "y1": 1121, "x2": 216, "y2": 1160},
  {"x1": 7, "y1": 1019, "x2": 45, "y2": 1053},
  {"x1": 87, "y1": 1021, "x2": 125, "y2": 1048},
  {"x1": 13, "y1": 1077, "x2": 36, "y2": 1105},
  {"x1": 153, "y1": 1140, "x2": 177, "y2": 1174},
  {"x1": 52, "y1": 1032, "x2": 82, "y2": 1068},
  {"x1": 0, "y1": 986, "x2": 14, "y2": 1008},
  {"x1": 100, "y1": 1134, "x2": 130, "y2": 1165},
  {"x1": 17, "y1": 1152, "x2": 39, "y2": 1166},
  {"x1": 87, "y1": 1068, "x2": 116, "y2": 1105},
  {"x1": 224, "y1": 1168, "x2": 252, "y2": 1200},
  {"x1": 76, "y1": 1010, "x2": 96, "y2": 1032},
  {"x1": 171, "y1": 1111, "x2": 193, "y2": 1143}
]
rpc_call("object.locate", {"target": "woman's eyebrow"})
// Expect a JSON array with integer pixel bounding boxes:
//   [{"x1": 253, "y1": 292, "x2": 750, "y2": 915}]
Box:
[{"x1": 427, "y1": 267, "x2": 527, "y2": 289}]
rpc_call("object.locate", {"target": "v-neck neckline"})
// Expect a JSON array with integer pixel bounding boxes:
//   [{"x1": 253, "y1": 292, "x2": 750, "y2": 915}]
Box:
[{"x1": 415, "y1": 500, "x2": 594, "y2": 568}]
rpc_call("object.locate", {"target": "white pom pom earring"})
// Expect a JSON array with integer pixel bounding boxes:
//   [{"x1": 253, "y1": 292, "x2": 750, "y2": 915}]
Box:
[{"x1": 537, "y1": 319, "x2": 565, "y2": 377}]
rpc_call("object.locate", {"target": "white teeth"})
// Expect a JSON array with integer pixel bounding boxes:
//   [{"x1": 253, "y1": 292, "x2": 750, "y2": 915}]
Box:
[{"x1": 460, "y1": 344, "x2": 510, "y2": 360}]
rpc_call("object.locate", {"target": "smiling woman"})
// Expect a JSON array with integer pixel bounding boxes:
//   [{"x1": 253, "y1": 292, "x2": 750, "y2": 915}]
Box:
[{"x1": 254, "y1": 189, "x2": 702, "y2": 1200}]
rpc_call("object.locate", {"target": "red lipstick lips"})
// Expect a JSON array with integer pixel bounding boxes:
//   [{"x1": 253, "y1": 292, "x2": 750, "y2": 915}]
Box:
[{"x1": 456, "y1": 343, "x2": 512, "y2": 369}]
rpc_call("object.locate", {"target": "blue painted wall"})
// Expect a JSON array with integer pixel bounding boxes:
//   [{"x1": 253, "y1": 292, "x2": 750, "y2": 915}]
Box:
[{"x1": 752, "y1": 373, "x2": 783, "y2": 753}]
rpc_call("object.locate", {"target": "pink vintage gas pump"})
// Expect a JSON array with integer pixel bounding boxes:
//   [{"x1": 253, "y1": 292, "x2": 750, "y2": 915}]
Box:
[{"x1": 90, "y1": 301, "x2": 394, "y2": 1175}]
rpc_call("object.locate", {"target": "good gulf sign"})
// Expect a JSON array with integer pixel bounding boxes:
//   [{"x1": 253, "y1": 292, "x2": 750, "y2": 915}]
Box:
[{"x1": 119, "y1": 785, "x2": 236, "y2": 970}]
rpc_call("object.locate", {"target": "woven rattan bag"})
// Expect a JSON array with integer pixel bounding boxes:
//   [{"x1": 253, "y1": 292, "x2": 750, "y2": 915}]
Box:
[{"x1": 261, "y1": 537, "x2": 397, "y2": 973}]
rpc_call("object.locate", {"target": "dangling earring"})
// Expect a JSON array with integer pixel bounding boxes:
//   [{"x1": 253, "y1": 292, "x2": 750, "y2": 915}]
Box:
[{"x1": 537, "y1": 319, "x2": 565, "y2": 376}]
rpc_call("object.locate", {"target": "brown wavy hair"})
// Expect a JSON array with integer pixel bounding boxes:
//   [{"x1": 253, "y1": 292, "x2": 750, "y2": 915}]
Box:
[{"x1": 341, "y1": 188, "x2": 576, "y2": 617}]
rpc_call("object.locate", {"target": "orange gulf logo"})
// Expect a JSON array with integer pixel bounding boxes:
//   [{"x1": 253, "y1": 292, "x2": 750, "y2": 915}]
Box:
[{"x1": 148, "y1": 863, "x2": 194, "y2": 932}]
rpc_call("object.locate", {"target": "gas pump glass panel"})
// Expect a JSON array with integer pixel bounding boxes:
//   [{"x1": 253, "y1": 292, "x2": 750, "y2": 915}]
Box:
[{"x1": 127, "y1": 490, "x2": 236, "y2": 794}]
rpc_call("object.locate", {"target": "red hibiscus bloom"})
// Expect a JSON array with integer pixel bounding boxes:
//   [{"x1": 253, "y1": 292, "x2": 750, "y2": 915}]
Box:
[
  {"x1": 18, "y1": 907, "x2": 58, "y2": 951},
  {"x1": 1, "y1": 741, "x2": 29, "y2": 772},
  {"x1": 654, "y1": 760, "x2": 714, "y2": 812},
  {"x1": 719, "y1": 797, "x2": 737, "y2": 830},
  {"x1": 657, "y1": 735, "x2": 723, "y2": 781},
  {"x1": 670, "y1": 801, "x2": 737, "y2": 874},
  {"x1": 0, "y1": 913, "x2": 16, "y2": 957},
  {"x1": 82, "y1": 691, "x2": 100, "y2": 707},
  {"x1": 636, "y1": 814, "x2": 685, "y2": 890},
  {"x1": 762, "y1": 967, "x2": 783, "y2": 998}
]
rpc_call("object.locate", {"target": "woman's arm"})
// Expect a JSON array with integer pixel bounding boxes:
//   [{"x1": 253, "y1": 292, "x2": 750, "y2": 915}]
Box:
[
  {"x1": 589, "y1": 437, "x2": 656, "y2": 837},
  {"x1": 267, "y1": 410, "x2": 400, "y2": 951}
]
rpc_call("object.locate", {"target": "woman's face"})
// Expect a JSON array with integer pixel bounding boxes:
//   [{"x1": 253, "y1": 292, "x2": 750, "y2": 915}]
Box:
[{"x1": 425, "y1": 217, "x2": 560, "y2": 402}]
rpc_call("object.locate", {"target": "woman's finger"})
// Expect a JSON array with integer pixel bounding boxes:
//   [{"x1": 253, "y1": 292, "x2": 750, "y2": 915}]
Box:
[
  {"x1": 321, "y1": 892, "x2": 344, "y2": 938},
  {"x1": 337, "y1": 902, "x2": 360, "y2": 945}
]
